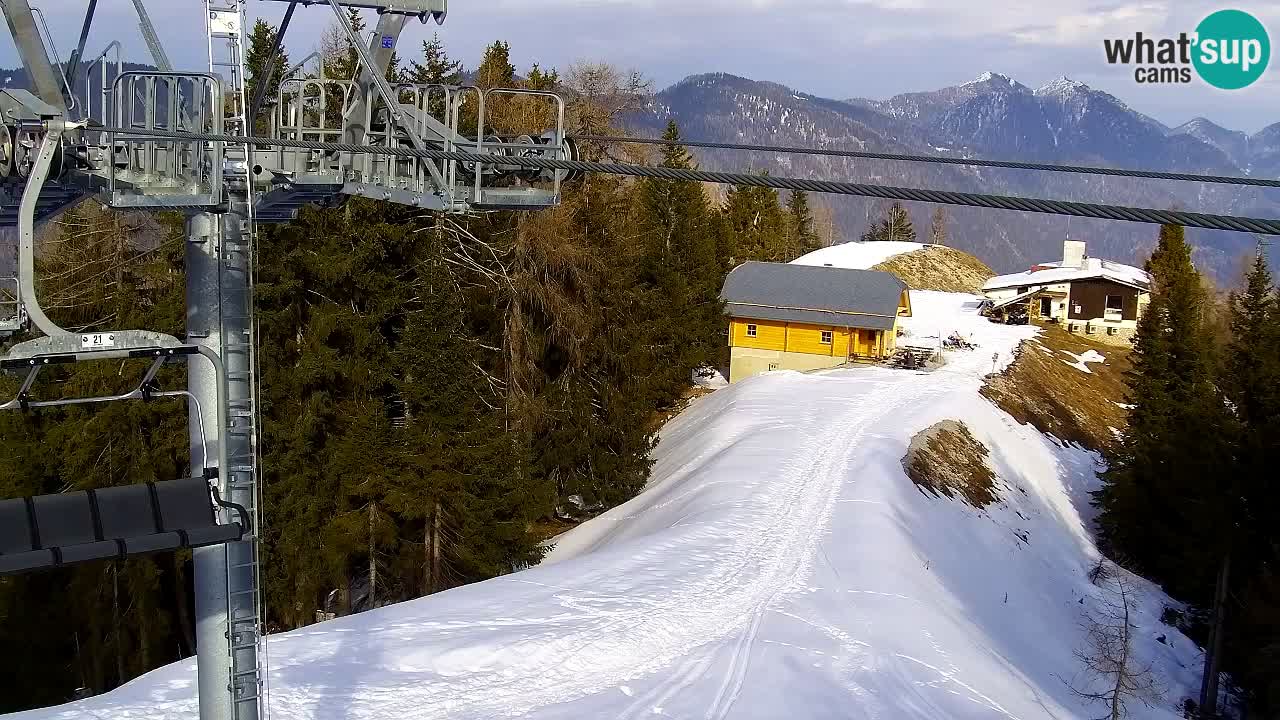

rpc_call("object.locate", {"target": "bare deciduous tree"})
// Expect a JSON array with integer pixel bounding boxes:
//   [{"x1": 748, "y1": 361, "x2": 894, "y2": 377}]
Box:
[
  {"x1": 1066, "y1": 561, "x2": 1164, "y2": 720},
  {"x1": 562, "y1": 62, "x2": 651, "y2": 161}
]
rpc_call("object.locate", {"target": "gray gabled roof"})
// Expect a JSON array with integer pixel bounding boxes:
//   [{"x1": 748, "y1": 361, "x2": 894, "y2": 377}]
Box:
[{"x1": 720, "y1": 261, "x2": 907, "y2": 331}]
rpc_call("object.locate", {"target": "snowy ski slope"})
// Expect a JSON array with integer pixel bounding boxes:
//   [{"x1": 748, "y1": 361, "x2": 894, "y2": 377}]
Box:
[{"x1": 13, "y1": 292, "x2": 1202, "y2": 720}]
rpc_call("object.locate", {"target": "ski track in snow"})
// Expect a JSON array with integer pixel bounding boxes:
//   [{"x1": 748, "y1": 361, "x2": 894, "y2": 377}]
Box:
[{"x1": 11, "y1": 292, "x2": 1202, "y2": 720}]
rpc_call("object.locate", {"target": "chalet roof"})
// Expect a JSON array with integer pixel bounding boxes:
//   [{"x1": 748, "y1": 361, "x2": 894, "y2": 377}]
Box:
[
  {"x1": 720, "y1": 262, "x2": 907, "y2": 331},
  {"x1": 983, "y1": 258, "x2": 1150, "y2": 293}
]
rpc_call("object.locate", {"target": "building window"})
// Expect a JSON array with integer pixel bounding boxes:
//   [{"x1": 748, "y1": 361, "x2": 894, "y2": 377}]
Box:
[
  {"x1": 746, "y1": 324, "x2": 757, "y2": 337},
  {"x1": 820, "y1": 330, "x2": 833, "y2": 345},
  {"x1": 1105, "y1": 295, "x2": 1124, "y2": 321}
]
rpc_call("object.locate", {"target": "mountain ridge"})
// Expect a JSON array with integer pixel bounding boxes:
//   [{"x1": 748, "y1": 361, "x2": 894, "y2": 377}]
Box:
[{"x1": 632, "y1": 71, "x2": 1279, "y2": 278}]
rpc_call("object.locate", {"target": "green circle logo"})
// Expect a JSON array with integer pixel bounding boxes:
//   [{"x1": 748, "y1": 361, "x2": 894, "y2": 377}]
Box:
[{"x1": 1193, "y1": 9, "x2": 1270, "y2": 89}]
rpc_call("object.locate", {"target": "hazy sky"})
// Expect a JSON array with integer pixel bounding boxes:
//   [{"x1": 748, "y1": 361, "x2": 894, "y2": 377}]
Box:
[{"x1": 3, "y1": 0, "x2": 1279, "y2": 133}]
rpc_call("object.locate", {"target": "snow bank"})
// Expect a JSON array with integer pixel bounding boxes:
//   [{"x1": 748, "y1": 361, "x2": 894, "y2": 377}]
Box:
[
  {"x1": 791, "y1": 241, "x2": 926, "y2": 270},
  {"x1": 1060, "y1": 349, "x2": 1107, "y2": 374},
  {"x1": 12, "y1": 295, "x2": 1200, "y2": 720}
]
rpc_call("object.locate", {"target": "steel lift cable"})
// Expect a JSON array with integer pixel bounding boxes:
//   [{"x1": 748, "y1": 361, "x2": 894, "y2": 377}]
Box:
[
  {"x1": 572, "y1": 134, "x2": 1280, "y2": 189},
  {"x1": 98, "y1": 126, "x2": 1280, "y2": 236}
]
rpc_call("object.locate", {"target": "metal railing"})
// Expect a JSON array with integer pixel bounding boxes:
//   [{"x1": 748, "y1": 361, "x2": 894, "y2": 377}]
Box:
[{"x1": 108, "y1": 71, "x2": 224, "y2": 205}]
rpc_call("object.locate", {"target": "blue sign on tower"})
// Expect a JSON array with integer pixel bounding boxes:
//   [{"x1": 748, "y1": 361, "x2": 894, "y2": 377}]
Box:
[{"x1": 381, "y1": 35, "x2": 394, "y2": 49}]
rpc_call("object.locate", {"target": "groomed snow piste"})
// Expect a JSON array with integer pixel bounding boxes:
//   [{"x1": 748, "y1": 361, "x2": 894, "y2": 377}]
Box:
[{"x1": 13, "y1": 292, "x2": 1201, "y2": 720}]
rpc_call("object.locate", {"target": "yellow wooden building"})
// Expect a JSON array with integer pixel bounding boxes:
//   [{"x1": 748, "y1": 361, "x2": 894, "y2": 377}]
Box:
[{"x1": 721, "y1": 261, "x2": 912, "y2": 382}]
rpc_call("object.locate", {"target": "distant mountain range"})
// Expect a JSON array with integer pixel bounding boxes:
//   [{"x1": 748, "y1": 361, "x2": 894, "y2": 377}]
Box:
[
  {"x1": 4, "y1": 63, "x2": 1277, "y2": 280},
  {"x1": 633, "y1": 71, "x2": 1280, "y2": 280}
]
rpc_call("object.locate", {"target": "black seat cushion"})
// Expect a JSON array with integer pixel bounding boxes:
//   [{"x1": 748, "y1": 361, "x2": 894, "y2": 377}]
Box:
[
  {"x1": 0, "y1": 498, "x2": 34, "y2": 555},
  {"x1": 31, "y1": 492, "x2": 99, "y2": 548},
  {"x1": 153, "y1": 478, "x2": 217, "y2": 533},
  {"x1": 96, "y1": 484, "x2": 183, "y2": 555},
  {"x1": 97, "y1": 485, "x2": 159, "y2": 537}
]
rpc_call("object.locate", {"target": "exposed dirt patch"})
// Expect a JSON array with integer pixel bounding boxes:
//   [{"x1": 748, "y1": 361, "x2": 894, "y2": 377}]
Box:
[
  {"x1": 873, "y1": 245, "x2": 995, "y2": 294},
  {"x1": 647, "y1": 386, "x2": 717, "y2": 434},
  {"x1": 529, "y1": 517, "x2": 581, "y2": 545},
  {"x1": 980, "y1": 323, "x2": 1132, "y2": 453},
  {"x1": 903, "y1": 420, "x2": 1000, "y2": 508}
]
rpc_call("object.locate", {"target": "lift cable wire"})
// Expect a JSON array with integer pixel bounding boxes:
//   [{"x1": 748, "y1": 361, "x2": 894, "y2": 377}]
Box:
[
  {"x1": 95, "y1": 126, "x2": 1280, "y2": 236},
  {"x1": 572, "y1": 133, "x2": 1280, "y2": 189}
]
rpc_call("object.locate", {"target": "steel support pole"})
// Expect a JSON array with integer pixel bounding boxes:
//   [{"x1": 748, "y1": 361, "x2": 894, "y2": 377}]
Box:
[
  {"x1": 187, "y1": 207, "x2": 261, "y2": 720},
  {"x1": 187, "y1": 210, "x2": 233, "y2": 720}
]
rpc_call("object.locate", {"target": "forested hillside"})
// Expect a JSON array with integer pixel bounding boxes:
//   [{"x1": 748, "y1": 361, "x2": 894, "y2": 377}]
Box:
[{"x1": 0, "y1": 21, "x2": 824, "y2": 712}]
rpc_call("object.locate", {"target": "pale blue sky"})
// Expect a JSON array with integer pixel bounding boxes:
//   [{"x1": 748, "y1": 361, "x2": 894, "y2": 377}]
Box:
[{"x1": 3, "y1": 0, "x2": 1278, "y2": 133}]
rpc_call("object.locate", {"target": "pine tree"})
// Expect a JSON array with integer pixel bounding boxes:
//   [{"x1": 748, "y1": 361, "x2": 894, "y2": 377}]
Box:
[{"x1": 785, "y1": 190, "x2": 820, "y2": 260}]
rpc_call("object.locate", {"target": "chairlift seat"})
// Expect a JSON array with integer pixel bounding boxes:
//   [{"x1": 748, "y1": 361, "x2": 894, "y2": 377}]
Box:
[{"x1": 0, "y1": 478, "x2": 244, "y2": 576}]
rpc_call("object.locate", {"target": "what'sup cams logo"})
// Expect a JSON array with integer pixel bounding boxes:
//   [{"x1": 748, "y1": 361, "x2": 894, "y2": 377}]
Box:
[{"x1": 1104, "y1": 9, "x2": 1270, "y2": 89}]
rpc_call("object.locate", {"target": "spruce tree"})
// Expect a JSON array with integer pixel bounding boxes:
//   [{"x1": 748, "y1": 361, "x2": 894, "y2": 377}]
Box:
[
  {"x1": 245, "y1": 19, "x2": 289, "y2": 134},
  {"x1": 408, "y1": 33, "x2": 464, "y2": 85},
  {"x1": 722, "y1": 179, "x2": 788, "y2": 263},
  {"x1": 1095, "y1": 224, "x2": 1231, "y2": 601},
  {"x1": 475, "y1": 40, "x2": 516, "y2": 89},
  {"x1": 785, "y1": 190, "x2": 820, "y2": 260},
  {"x1": 635, "y1": 120, "x2": 725, "y2": 395},
  {"x1": 1220, "y1": 250, "x2": 1280, "y2": 714},
  {"x1": 862, "y1": 202, "x2": 916, "y2": 242},
  {"x1": 406, "y1": 33, "x2": 463, "y2": 119}
]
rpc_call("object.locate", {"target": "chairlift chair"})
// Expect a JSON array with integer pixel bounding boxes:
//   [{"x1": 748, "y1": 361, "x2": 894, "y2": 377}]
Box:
[{"x1": 0, "y1": 477, "x2": 250, "y2": 576}]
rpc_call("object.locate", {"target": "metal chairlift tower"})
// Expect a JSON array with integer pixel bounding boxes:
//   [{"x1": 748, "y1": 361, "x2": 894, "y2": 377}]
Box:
[{"x1": 0, "y1": 2, "x2": 573, "y2": 719}]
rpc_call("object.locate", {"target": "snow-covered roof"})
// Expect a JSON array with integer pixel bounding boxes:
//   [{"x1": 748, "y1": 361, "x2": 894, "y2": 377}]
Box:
[
  {"x1": 722, "y1": 261, "x2": 906, "y2": 331},
  {"x1": 983, "y1": 257, "x2": 1149, "y2": 293},
  {"x1": 790, "y1": 241, "x2": 926, "y2": 270}
]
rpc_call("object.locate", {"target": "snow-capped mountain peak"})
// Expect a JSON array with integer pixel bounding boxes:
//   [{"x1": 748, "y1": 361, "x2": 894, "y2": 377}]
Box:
[{"x1": 1034, "y1": 76, "x2": 1090, "y2": 98}]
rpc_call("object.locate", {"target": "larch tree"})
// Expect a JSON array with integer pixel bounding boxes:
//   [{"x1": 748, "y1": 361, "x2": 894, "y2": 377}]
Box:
[{"x1": 929, "y1": 206, "x2": 948, "y2": 246}]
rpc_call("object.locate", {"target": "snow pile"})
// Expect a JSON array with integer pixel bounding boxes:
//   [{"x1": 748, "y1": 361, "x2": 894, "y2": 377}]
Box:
[
  {"x1": 791, "y1": 241, "x2": 925, "y2": 270},
  {"x1": 1061, "y1": 349, "x2": 1107, "y2": 374},
  {"x1": 13, "y1": 295, "x2": 1201, "y2": 720}
]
